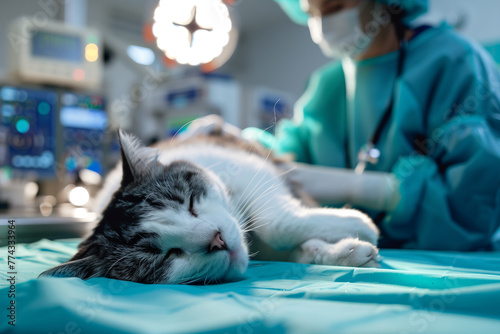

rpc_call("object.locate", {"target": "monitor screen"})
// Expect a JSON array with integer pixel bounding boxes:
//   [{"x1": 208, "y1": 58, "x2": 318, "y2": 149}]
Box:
[
  {"x1": 59, "y1": 93, "x2": 106, "y2": 175},
  {"x1": 32, "y1": 31, "x2": 82, "y2": 63},
  {"x1": 0, "y1": 86, "x2": 57, "y2": 178}
]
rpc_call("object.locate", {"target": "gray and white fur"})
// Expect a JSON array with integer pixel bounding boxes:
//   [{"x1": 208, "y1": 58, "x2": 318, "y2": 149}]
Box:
[{"x1": 40, "y1": 131, "x2": 380, "y2": 284}]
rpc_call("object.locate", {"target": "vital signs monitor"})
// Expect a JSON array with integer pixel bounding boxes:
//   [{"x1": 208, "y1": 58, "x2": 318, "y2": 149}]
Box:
[{"x1": 8, "y1": 17, "x2": 103, "y2": 90}]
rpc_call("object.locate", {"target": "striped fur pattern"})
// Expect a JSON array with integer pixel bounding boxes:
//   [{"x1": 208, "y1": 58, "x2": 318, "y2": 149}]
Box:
[{"x1": 40, "y1": 131, "x2": 380, "y2": 284}]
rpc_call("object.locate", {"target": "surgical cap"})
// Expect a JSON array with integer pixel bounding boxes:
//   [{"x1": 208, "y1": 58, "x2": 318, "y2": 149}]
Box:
[{"x1": 274, "y1": 0, "x2": 428, "y2": 25}]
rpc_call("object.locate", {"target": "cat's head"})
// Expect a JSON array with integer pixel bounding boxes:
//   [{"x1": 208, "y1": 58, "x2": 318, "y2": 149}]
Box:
[{"x1": 40, "y1": 131, "x2": 249, "y2": 284}]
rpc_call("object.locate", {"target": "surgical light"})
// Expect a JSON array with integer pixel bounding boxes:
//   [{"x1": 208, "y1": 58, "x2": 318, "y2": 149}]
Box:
[
  {"x1": 152, "y1": 0, "x2": 233, "y2": 67},
  {"x1": 126, "y1": 45, "x2": 156, "y2": 66}
]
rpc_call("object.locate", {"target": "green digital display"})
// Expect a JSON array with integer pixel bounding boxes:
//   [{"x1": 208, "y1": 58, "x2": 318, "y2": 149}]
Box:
[{"x1": 32, "y1": 31, "x2": 82, "y2": 62}]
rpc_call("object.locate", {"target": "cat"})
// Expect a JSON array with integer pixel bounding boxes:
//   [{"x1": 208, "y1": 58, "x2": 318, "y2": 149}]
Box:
[{"x1": 40, "y1": 130, "x2": 380, "y2": 284}]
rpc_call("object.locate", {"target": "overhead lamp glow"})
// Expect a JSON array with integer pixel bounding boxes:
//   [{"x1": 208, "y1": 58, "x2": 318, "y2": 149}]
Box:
[
  {"x1": 127, "y1": 45, "x2": 156, "y2": 66},
  {"x1": 152, "y1": 0, "x2": 232, "y2": 66},
  {"x1": 69, "y1": 186, "x2": 90, "y2": 207}
]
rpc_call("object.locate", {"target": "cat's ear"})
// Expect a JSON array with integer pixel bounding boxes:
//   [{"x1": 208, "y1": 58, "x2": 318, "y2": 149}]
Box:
[
  {"x1": 38, "y1": 256, "x2": 99, "y2": 279},
  {"x1": 117, "y1": 129, "x2": 159, "y2": 186}
]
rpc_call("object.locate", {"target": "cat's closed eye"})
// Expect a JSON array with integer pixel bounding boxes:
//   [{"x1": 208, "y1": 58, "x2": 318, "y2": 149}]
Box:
[{"x1": 188, "y1": 195, "x2": 198, "y2": 217}]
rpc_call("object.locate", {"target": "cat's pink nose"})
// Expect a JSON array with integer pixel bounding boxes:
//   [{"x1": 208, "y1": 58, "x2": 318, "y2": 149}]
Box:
[{"x1": 209, "y1": 232, "x2": 227, "y2": 252}]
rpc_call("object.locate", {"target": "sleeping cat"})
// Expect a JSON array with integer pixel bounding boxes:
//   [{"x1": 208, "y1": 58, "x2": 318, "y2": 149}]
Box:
[{"x1": 40, "y1": 130, "x2": 380, "y2": 284}]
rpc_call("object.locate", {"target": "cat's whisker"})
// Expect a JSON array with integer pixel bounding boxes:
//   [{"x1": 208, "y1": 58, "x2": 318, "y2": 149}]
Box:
[
  {"x1": 233, "y1": 177, "x2": 273, "y2": 217},
  {"x1": 238, "y1": 120, "x2": 277, "y2": 157},
  {"x1": 181, "y1": 277, "x2": 198, "y2": 285},
  {"x1": 104, "y1": 254, "x2": 132, "y2": 277},
  {"x1": 169, "y1": 119, "x2": 199, "y2": 143},
  {"x1": 246, "y1": 179, "x2": 286, "y2": 211},
  {"x1": 232, "y1": 175, "x2": 275, "y2": 222},
  {"x1": 241, "y1": 213, "x2": 275, "y2": 233},
  {"x1": 235, "y1": 177, "x2": 288, "y2": 225},
  {"x1": 245, "y1": 238, "x2": 254, "y2": 248},
  {"x1": 241, "y1": 213, "x2": 271, "y2": 231},
  {"x1": 178, "y1": 272, "x2": 203, "y2": 285},
  {"x1": 234, "y1": 103, "x2": 281, "y2": 210},
  {"x1": 242, "y1": 220, "x2": 272, "y2": 233},
  {"x1": 237, "y1": 204, "x2": 272, "y2": 231},
  {"x1": 241, "y1": 211, "x2": 274, "y2": 230},
  {"x1": 248, "y1": 251, "x2": 260, "y2": 258},
  {"x1": 231, "y1": 173, "x2": 269, "y2": 220},
  {"x1": 230, "y1": 112, "x2": 279, "y2": 216},
  {"x1": 180, "y1": 274, "x2": 200, "y2": 284},
  {"x1": 240, "y1": 204, "x2": 275, "y2": 228},
  {"x1": 242, "y1": 212, "x2": 273, "y2": 231},
  {"x1": 232, "y1": 177, "x2": 279, "y2": 222},
  {"x1": 231, "y1": 166, "x2": 292, "y2": 220}
]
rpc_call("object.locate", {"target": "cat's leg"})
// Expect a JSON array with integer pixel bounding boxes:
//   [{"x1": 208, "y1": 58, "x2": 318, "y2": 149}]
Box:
[
  {"x1": 227, "y1": 157, "x2": 379, "y2": 261},
  {"x1": 242, "y1": 186, "x2": 379, "y2": 251},
  {"x1": 294, "y1": 238, "x2": 381, "y2": 267}
]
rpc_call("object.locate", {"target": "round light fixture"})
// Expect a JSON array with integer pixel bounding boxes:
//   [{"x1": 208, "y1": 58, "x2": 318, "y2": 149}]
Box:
[
  {"x1": 152, "y1": 0, "x2": 236, "y2": 68},
  {"x1": 69, "y1": 186, "x2": 90, "y2": 207}
]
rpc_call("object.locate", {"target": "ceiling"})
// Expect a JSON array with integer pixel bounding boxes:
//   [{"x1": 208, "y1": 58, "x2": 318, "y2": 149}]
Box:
[{"x1": 229, "y1": 0, "x2": 289, "y2": 33}]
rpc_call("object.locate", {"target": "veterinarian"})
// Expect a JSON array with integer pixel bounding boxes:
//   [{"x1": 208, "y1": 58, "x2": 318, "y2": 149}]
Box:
[{"x1": 187, "y1": 0, "x2": 500, "y2": 251}]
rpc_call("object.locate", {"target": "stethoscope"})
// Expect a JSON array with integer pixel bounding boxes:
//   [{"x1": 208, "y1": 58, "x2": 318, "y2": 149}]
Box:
[
  {"x1": 341, "y1": 29, "x2": 408, "y2": 215},
  {"x1": 348, "y1": 34, "x2": 408, "y2": 175}
]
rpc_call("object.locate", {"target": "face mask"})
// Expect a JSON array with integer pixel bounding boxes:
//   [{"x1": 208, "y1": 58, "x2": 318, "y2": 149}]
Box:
[{"x1": 308, "y1": 1, "x2": 377, "y2": 59}]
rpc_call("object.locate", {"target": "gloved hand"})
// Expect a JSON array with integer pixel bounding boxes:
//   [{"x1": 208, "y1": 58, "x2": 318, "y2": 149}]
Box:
[
  {"x1": 177, "y1": 114, "x2": 242, "y2": 140},
  {"x1": 288, "y1": 163, "x2": 401, "y2": 212}
]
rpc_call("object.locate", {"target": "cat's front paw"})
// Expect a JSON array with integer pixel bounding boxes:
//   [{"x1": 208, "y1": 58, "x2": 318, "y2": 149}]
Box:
[
  {"x1": 296, "y1": 238, "x2": 380, "y2": 268},
  {"x1": 341, "y1": 209, "x2": 380, "y2": 245},
  {"x1": 330, "y1": 238, "x2": 380, "y2": 267},
  {"x1": 295, "y1": 238, "x2": 322, "y2": 264}
]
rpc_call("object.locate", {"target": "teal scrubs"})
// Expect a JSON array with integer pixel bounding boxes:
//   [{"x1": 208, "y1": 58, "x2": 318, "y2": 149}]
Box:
[{"x1": 244, "y1": 24, "x2": 500, "y2": 251}]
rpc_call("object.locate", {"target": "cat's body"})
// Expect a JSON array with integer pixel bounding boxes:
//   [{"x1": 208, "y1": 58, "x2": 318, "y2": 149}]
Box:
[{"x1": 41, "y1": 131, "x2": 380, "y2": 284}]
